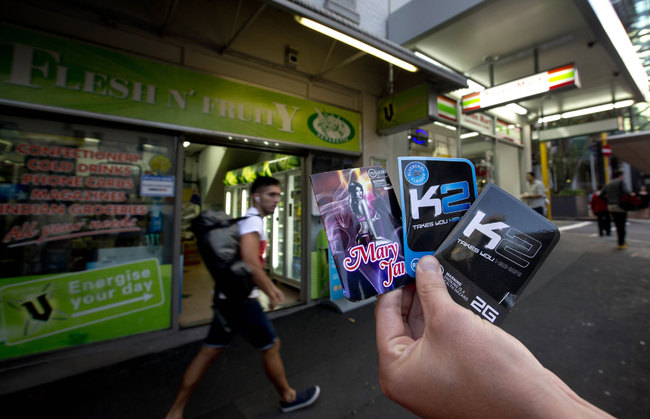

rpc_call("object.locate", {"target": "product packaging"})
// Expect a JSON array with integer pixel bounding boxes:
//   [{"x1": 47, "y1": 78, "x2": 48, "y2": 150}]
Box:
[
  {"x1": 397, "y1": 157, "x2": 478, "y2": 277},
  {"x1": 310, "y1": 167, "x2": 412, "y2": 301},
  {"x1": 434, "y1": 183, "x2": 560, "y2": 324}
]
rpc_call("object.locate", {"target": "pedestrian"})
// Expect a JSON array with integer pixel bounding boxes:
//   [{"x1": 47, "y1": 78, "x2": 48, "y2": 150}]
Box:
[
  {"x1": 602, "y1": 170, "x2": 630, "y2": 249},
  {"x1": 166, "y1": 176, "x2": 320, "y2": 418},
  {"x1": 521, "y1": 171, "x2": 546, "y2": 216},
  {"x1": 375, "y1": 255, "x2": 613, "y2": 418},
  {"x1": 590, "y1": 186, "x2": 611, "y2": 237}
]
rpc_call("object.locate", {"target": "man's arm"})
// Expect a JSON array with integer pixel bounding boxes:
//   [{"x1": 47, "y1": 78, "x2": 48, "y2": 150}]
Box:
[{"x1": 240, "y1": 232, "x2": 284, "y2": 309}]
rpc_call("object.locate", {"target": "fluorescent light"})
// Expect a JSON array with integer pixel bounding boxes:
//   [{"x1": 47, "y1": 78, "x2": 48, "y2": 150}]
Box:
[
  {"x1": 538, "y1": 114, "x2": 561, "y2": 123},
  {"x1": 505, "y1": 103, "x2": 528, "y2": 115},
  {"x1": 434, "y1": 121, "x2": 457, "y2": 131},
  {"x1": 296, "y1": 16, "x2": 418, "y2": 72},
  {"x1": 183, "y1": 141, "x2": 190, "y2": 148},
  {"x1": 225, "y1": 191, "x2": 231, "y2": 215},
  {"x1": 538, "y1": 99, "x2": 635, "y2": 123},
  {"x1": 561, "y1": 103, "x2": 614, "y2": 119},
  {"x1": 614, "y1": 99, "x2": 634, "y2": 108},
  {"x1": 460, "y1": 132, "x2": 479, "y2": 139},
  {"x1": 414, "y1": 51, "x2": 454, "y2": 72},
  {"x1": 588, "y1": 0, "x2": 649, "y2": 100}
]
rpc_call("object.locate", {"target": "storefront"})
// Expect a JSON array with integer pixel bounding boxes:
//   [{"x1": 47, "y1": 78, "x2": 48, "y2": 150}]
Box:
[
  {"x1": 378, "y1": 86, "x2": 525, "y2": 196},
  {"x1": 0, "y1": 22, "x2": 363, "y2": 382}
]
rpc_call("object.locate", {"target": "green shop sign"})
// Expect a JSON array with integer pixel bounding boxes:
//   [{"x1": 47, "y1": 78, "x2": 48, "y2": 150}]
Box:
[
  {"x1": 0, "y1": 24, "x2": 360, "y2": 153},
  {"x1": 0, "y1": 259, "x2": 171, "y2": 359},
  {"x1": 377, "y1": 83, "x2": 436, "y2": 134}
]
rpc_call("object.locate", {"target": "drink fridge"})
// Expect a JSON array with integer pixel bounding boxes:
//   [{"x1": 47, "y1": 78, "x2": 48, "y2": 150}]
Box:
[{"x1": 224, "y1": 168, "x2": 302, "y2": 289}]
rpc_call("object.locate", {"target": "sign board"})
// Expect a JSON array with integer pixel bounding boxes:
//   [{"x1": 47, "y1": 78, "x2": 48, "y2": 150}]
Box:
[
  {"x1": 602, "y1": 144, "x2": 612, "y2": 156},
  {"x1": 377, "y1": 84, "x2": 435, "y2": 134},
  {"x1": 462, "y1": 64, "x2": 580, "y2": 113},
  {"x1": 0, "y1": 24, "x2": 361, "y2": 153},
  {"x1": 460, "y1": 111, "x2": 494, "y2": 136},
  {"x1": 496, "y1": 119, "x2": 522, "y2": 144}
]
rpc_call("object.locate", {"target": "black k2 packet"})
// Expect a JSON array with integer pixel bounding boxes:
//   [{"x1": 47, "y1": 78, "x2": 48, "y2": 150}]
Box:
[{"x1": 434, "y1": 183, "x2": 560, "y2": 325}]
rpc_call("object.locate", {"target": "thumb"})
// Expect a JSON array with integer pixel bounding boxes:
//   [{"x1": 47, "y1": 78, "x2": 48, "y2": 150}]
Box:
[{"x1": 415, "y1": 256, "x2": 453, "y2": 317}]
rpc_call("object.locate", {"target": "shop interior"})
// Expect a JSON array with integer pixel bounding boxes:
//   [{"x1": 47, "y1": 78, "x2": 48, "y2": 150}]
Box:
[{"x1": 179, "y1": 141, "x2": 304, "y2": 328}]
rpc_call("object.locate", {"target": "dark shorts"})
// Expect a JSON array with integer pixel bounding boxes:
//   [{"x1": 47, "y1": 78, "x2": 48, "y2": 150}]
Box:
[{"x1": 204, "y1": 298, "x2": 277, "y2": 350}]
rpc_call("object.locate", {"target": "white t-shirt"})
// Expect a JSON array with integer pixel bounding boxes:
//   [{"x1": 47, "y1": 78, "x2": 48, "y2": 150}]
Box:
[
  {"x1": 217, "y1": 207, "x2": 264, "y2": 300},
  {"x1": 236, "y1": 207, "x2": 265, "y2": 299}
]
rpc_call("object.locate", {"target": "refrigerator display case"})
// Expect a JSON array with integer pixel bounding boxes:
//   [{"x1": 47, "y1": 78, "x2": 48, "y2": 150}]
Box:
[{"x1": 223, "y1": 165, "x2": 302, "y2": 289}]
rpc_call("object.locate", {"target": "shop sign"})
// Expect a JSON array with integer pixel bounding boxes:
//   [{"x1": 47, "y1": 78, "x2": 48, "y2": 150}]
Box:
[
  {"x1": 140, "y1": 175, "x2": 175, "y2": 197},
  {"x1": 495, "y1": 119, "x2": 522, "y2": 144},
  {"x1": 377, "y1": 84, "x2": 435, "y2": 134},
  {"x1": 460, "y1": 111, "x2": 494, "y2": 136},
  {"x1": 0, "y1": 24, "x2": 360, "y2": 153},
  {"x1": 462, "y1": 64, "x2": 580, "y2": 113},
  {"x1": 437, "y1": 96, "x2": 457, "y2": 123}
]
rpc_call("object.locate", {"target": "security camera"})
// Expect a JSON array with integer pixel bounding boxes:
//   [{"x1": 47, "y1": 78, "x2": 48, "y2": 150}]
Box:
[{"x1": 285, "y1": 46, "x2": 299, "y2": 67}]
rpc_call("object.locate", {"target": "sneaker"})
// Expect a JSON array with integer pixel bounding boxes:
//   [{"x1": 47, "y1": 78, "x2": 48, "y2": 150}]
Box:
[
  {"x1": 280, "y1": 385, "x2": 320, "y2": 413},
  {"x1": 618, "y1": 243, "x2": 628, "y2": 249}
]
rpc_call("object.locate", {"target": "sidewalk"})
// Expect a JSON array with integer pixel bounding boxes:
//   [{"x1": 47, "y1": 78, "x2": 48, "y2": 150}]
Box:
[{"x1": 1, "y1": 220, "x2": 648, "y2": 418}]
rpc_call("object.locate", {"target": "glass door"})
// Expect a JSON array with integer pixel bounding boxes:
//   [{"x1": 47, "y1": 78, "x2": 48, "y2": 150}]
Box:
[
  {"x1": 269, "y1": 173, "x2": 286, "y2": 279},
  {"x1": 285, "y1": 171, "x2": 302, "y2": 285}
]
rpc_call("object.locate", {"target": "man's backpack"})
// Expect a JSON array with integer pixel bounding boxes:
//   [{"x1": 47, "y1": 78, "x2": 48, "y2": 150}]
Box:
[{"x1": 191, "y1": 210, "x2": 255, "y2": 300}]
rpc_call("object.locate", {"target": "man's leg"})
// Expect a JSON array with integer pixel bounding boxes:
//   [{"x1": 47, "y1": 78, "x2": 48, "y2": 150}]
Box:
[
  {"x1": 612, "y1": 212, "x2": 626, "y2": 246},
  {"x1": 261, "y1": 339, "x2": 296, "y2": 403},
  {"x1": 166, "y1": 345, "x2": 225, "y2": 419}
]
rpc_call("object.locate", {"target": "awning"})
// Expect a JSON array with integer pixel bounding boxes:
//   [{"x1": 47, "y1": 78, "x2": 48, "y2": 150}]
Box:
[
  {"x1": 607, "y1": 131, "x2": 650, "y2": 173},
  {"x1": 269, "y1": 0, "x2": 468, "y2": 92}
]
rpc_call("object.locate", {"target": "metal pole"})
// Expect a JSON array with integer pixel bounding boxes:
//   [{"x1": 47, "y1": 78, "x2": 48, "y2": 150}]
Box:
[{"x1": 540, "y1": 140, "x2": 551, "y2": 219}]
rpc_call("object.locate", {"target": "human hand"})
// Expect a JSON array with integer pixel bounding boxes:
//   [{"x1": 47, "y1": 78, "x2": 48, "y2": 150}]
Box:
[
  {"x1": 375, "y1": 255, "x2": 612, "y2": 418},
  {"x1": 268, "y1": 285, "x2": 285, "y2": 310}
]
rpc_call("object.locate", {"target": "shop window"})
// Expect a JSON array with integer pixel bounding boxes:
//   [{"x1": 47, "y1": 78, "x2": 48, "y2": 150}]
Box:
[{"x1": 0, "y1": 115, "x2": 176, "y2": 359}]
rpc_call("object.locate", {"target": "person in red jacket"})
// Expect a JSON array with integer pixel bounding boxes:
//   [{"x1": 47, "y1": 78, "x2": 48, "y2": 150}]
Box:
[{"x1": 590, "y1": 187, "x2": 611, "y2": 237}]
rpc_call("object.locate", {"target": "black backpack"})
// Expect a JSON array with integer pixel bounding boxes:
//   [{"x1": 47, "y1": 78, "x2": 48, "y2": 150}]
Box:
[{"x1": 191, "y1": 210, "x2": 255, "y2": 300}]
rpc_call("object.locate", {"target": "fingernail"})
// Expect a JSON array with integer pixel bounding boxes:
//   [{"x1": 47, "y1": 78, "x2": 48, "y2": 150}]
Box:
[{"x1": 418, "y1": 256, "x2": 438, "y2": 271}]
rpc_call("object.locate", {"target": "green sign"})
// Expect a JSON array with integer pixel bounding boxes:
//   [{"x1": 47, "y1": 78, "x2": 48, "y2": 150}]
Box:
[
  {"x1": 0, "y1": 259, "x2": 170, "y2": 359},
  {"x1": 0, "y1": 24, "x2": 360, "y2": 153},
  {"x1": 377, "y1": 83, "x2": 435, "y2": 134}
]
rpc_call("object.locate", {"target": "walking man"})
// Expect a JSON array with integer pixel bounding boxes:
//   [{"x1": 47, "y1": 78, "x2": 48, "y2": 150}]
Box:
[
  {"x1": 602, "y1": 170, "x2": 630, "y2": 249},
  {"x1": 521, "y1": 171, "x2": 547, "y2": 216},
  {"x1": 166, "y1": 176, "x2": 320, "y2": 418}
]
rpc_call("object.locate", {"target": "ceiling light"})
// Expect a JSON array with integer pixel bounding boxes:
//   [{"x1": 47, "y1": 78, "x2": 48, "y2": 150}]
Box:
[
  {"x1": 183, "y1": 141, "x2": 190, "y2": 148},
  {"x1": 614, "y1": 99, "x2": 634, "y2": 108},
  {"x1": 296, "y1": 16, "x2": 418, "y2": 72},
  {"x1": 414, "y1": 51, "x2": 454, "y2": 72},
  {"x1": 561, "y1": 103, "x2": 614, "y2": 118},
  {"x1": 538, "y1": 115, "x2": 561, "y2": 124},
  {"x1": 587, "y1": 0, "x2": 649, "y2": 100},
  {"x1": 434, "y1": 121, "x2": 457, "y2": 131},
  {"x1": 460, "y1": 132, "x2": 479, "y2": 139},
  {"x1": 505, "y1": 103, "x2": 528, "y2": 115}
]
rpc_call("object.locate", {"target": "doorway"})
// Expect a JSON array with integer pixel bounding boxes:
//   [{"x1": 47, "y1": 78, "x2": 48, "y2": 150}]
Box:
[{"x1": 179, "y1": 141, "x2": 304, "y2": 328}]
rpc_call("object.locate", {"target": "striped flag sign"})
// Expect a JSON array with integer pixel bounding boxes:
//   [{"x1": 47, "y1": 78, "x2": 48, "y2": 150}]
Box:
[{"x1": 462, "y1": 64, "x2": 580, "y2": 113}]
